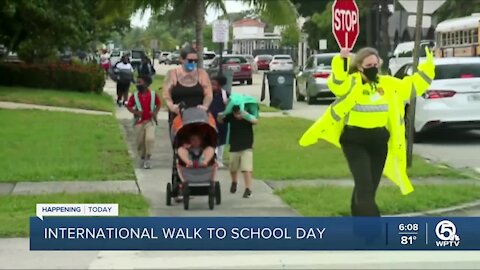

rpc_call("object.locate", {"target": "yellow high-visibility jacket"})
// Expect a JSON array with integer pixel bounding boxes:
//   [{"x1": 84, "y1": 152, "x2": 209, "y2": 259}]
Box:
[{"x1": 299, "y1": 49, "x2": 435, "y2": 195}]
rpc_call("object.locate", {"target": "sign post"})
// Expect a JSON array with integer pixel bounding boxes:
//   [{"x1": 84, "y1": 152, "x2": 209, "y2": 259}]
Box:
[
  {"x1": 332, "y1": 0, "x2": 360, "y2": 71},
  {"x1": 212, "y1": 20, "x2": 229, "y2": 76}
]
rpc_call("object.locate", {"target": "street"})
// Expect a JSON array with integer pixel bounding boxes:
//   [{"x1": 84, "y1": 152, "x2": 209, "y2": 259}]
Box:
[{"x1": 155, "y1": 63, "x2": 480, "y2": 173}]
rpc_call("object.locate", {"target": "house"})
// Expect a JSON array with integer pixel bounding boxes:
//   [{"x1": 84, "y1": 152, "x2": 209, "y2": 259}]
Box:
[{"x1": 231, "y1": 18, "x2": 281, "y2": 55}]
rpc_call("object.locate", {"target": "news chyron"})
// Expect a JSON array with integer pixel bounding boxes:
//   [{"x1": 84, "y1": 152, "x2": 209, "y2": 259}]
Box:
[{"x1": 30, "y1": 205, "x2": 478, "y2": 251}]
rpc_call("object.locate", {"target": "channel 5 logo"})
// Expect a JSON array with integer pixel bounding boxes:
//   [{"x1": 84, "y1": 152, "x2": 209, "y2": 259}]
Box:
[{"x1": 435, "y1": 220, "x2": 461, "y2": 247}]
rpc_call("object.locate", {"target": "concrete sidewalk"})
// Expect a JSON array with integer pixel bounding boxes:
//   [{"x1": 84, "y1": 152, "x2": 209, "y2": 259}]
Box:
[
  {"x1": 102, "y1": 79, "x2": 297, "y2": 216},
  {"x1": 0, "y1": 101, "x2": 112, "y2": 115}
]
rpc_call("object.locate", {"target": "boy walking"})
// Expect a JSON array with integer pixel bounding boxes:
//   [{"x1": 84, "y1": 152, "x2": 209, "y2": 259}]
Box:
[
  {"x1": 219, "y1": 105, "x2": 257, "y2": 198},
  {"x1": 126, "y1": 75, "x2": 161, "y2": 169}
]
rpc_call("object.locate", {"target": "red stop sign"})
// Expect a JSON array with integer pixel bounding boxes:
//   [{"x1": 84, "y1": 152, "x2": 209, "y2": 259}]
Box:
[{"x1": 332, "y1": 0, "x2": 360, "y2": 50}]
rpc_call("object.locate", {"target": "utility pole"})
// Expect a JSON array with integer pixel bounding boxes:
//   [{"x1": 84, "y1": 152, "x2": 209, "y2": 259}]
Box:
[{"x1": 406, "y1": 0, "x2": 424, "y2": 168}]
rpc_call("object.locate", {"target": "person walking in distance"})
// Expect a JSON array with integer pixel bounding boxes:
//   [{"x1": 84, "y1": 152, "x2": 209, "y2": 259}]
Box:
[
  {"x1": 114, "y1": 55, "x2": 134, "y2": 107},
  {"x1": 209, "y1": 75, "x2": 229, "y2": 168},
  {"x1": 218, "y1": 105, "x2": 257, "y2": 198},
  {"x1": 126, "y1": 75, "x2": 161, "y2": 169},
  {"x1": 139, "y1": 55, "x2": 156, "y2": 83},
  {"x1": 299, "y1": 47, "x2": 435, "y2": 216}
]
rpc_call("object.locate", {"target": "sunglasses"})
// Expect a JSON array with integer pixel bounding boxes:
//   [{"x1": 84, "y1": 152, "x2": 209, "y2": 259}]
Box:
[{"x1": 186, "y1": 59, "x2": 198, "y2": 63}]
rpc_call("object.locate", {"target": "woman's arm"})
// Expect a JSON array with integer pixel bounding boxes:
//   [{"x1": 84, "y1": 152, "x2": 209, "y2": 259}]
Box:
[
  {"x1": 162, "y1": 69, "x2": 177, "y2": 112},
  {"x1": 396, "y1": 47, "x2": 435, "y2": 101},
  {"x1": 327, "y1": 52, "x2": 354, "y2": 97},
  {"x1": 198, "y1": 69, "x2": 213, "y2": 108}
]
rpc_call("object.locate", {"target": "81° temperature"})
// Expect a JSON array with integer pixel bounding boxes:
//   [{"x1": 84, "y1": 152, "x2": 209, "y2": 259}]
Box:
[{"x1": 401, "y1": 235, "x2": 417, "y2": 245}]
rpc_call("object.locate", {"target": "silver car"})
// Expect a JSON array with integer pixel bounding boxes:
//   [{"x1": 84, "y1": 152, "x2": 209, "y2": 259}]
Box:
[{"x1": 296, "y1": 53, "x2": 337, "y2": 104}]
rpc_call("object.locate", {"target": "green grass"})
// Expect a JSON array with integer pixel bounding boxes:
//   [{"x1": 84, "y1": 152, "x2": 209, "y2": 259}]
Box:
[
  {"x1": 259, "y1": 103, "x2": 280, "y2": 112},
  {"x1": 0, "y1": 193, "x2": 149, "y2": 237},
  {"x1": 0, "y1": 109, "x2": 134, "y2": 182},
  {"x1": 276, "y1": 184, "x2": 480, "y2": 216},
  {"x1": 251, "y1": 117, "x2": 465, "y2": 180},
  {"x1": 0, "y1": 86, "x2": 114, "y2": 112}
]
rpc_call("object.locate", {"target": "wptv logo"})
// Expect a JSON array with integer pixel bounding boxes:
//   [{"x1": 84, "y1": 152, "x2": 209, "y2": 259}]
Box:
[{"x1": 435, "y1": 220, "x2": 461, "y2": 247}]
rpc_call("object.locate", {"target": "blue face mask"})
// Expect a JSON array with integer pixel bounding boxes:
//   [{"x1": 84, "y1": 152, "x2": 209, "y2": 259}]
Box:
[{"x1": 184, "y1": 62, "x2": 197, "y2": 72}]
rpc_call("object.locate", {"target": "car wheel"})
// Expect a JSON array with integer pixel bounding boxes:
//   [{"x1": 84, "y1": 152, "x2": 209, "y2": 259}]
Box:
[
  {"x1": 296, "y1": 82, "x2": 305, "y2": 101},
  {"x1": 247, "y1": 78, "x2": 253, "y2": 85},
  {"x1": 306, "y1": 85, "x2": 315, "y2": 105},
  {"x1": 306, "y1": 94, "x2": 315, "y2": 105}
]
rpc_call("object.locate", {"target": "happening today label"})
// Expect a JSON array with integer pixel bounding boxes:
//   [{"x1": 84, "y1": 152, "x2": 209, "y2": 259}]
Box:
[{"x1": 36, "y1": 204, "x2": 118, "y2": 220}]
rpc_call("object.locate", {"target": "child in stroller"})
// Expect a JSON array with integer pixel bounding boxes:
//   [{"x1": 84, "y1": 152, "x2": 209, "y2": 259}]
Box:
[
  {"x1": 166, "y1": 107, "x2": 221, "y2": 210},
  {"x1": 177, "y1": 132, "x2": 215, "y2": 168}
]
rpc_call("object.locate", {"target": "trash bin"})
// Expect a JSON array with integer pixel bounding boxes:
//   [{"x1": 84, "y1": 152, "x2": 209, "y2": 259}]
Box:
[{"x1": 261, "y1": 71, "x2": 295, "y2": 110}]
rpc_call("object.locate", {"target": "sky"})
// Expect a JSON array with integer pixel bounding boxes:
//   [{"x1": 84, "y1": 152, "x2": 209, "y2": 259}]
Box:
[{"x1": 130, "y1": 1, "x2": 251, "y2": 28}]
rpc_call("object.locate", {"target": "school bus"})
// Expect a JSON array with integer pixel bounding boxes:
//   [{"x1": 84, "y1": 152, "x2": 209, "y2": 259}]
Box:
[{"x1": 435, "y1": 13, "x2": 480, "y2": 57}]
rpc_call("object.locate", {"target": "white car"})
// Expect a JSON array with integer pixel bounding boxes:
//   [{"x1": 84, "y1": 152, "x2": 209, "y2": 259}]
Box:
[
  {"x1": 269, "y1": 55, "x2": 294, "y2": 71},
  {"x1": 109, "y1": 50, "x2": 124, "y2": 66},
  {"x1": 394, "y1": 58, "x2": 480, "y2": 136},
  {"x1": 159, "y1": 52, "x2": 171, "y2": 64},
  {"x1": 389, "y1": 40, "x2": 434, "y2": 75},
  {"x1": 203, "y1": 51, "x2": 216, "y2": 68}
]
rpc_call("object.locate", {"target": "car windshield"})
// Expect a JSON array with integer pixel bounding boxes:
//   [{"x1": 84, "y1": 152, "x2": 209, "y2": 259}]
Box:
[
  {"x1": 204, "y1": 53, "x2": 216, "y2": 60},
  {"x1": 222, "y1": 57, "x2": 247, "y2": 64},
  {"x1": 274, "y1": 56, "x2": 291, "y2": 60},
  {"x1": 435, "y1": 64, "x2": 480, "y2": 79},
  {"x1": 111, "y1": 51, "x2": 121, "y2": 57},
  {"x1": 258, "y1": 56, "x2": 272, "y2": 60},
  {"x1": 131, "y1": 51, "x2": 143, "y2": 59},
  {"x1": 316, "y1": 56, "x2": 334, "y2": 67}
]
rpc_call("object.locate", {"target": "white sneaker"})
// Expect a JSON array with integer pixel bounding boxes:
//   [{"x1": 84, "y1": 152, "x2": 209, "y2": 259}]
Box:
[
  {"x1": 217, "y1": 161, "x2": 225, "y2": 168},
  {"x1": 143, "y1": 159, "x2": 151, "y2": 169}
]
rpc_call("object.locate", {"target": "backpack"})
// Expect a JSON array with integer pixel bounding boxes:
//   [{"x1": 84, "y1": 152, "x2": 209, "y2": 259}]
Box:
[{"x1": 133, "y1": 90, "x2": 157, "y2": 125}]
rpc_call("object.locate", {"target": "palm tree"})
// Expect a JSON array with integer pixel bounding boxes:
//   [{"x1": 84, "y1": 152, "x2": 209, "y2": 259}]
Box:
[{"x1": 131, "y1": 0, "x2": 298, "y2": 67}]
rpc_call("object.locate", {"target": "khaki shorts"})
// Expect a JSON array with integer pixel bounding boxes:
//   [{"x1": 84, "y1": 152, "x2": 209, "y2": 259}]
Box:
[{"x1": 229, "y1": 149, "x2": 253, "y2": 172}]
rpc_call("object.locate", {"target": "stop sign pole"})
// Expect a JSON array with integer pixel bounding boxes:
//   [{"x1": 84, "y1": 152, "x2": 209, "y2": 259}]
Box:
[{"x1": 332, "y1": 0, "x2": 360, "y2": 71}]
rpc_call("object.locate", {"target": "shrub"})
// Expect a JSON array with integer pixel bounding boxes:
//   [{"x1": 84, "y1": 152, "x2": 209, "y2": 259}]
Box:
[{"x1": 0, "y1": 62, "x2": 105, "y2": 93}]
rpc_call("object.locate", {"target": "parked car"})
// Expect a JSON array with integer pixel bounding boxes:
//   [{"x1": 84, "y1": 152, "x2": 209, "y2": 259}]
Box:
[
  {"x1": 109, "y1": 50, "x2": 125, "y2": 66},
  {"x1": 389, "y1": 40, "x2": 434, "y2": 76},
  {"x1": 394, "y1": 57, "x2": 480, "y2": 137},
  {"x1": 166, "y1": 51, "x2": 181, "y2": 65},
  {"x1": 296, "y1": 53, "x2": 337, "y2": 104},
  {"x1": 255, "y1": 54, "x2": 273, "y2": 70},
  {"x1": 243, "y1": 55, "x2": 258, "y2": 73},
  {"x1": 159, "y1": 52, "x2": 171, "y2": 64},
  {"x1": 203, "y1": 51, "x2": 217, "y2": 68},
  {"x1": 208, "y1": 55, "x2": 253, "y2": 85},
  {"x1": 130, "y1": 49, "x2": 146, "y2": 70},
  {"x1": 269, "y1": 55, "x2": 294, "y2": 71}
]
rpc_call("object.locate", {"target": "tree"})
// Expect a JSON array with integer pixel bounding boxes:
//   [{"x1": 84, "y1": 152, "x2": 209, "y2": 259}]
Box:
[
  {"x1": 0, "y1": 0, "x2": 131, "y2": 62},
  {"x1": 134, "y1": 0, "x2": 297, "y2": 67},
  {"x1": 434, "y1": 0, "x2": 480, "y2": 22},
  {"x1": 280, "y1": 24, "x2": 300, "y2": 47}
]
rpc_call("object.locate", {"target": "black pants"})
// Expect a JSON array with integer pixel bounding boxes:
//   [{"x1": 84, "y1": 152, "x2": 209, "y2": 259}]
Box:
[
  {"x1": 340, "y1": 126, "x2": 390, "y2": 217},
  {"x1": 116, "y1": 81, "x2": 130, "y2": 102}
]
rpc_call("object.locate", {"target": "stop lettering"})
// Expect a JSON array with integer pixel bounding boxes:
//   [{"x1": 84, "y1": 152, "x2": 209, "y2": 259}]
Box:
[{"x1": 333, "y1": 9, "x2": 358, "y2": 32}]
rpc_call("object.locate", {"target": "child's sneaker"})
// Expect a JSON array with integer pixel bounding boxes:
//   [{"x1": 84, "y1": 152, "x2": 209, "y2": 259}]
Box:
[
  {"x1": 143, "y1": 158, "x2": 151, "y2": 169},
  {"x1": 242, "y1": 188, "x2": 252, "y2": 198},
  {"x1": 230, "y1": 182, "x2": 237, "y2": 194}
]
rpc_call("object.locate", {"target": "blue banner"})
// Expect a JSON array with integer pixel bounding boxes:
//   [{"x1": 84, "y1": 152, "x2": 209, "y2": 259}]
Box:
[{"x1": 30, "y1": 217, "x2": 478, "y2": 250}]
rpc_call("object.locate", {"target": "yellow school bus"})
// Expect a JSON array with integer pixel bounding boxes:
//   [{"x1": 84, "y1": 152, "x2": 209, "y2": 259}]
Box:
[{"x1": 435, "y1": 13, "x2": 480, "y2": 57}]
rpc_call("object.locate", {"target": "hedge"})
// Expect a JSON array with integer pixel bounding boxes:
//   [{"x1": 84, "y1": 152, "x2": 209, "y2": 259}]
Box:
[{"x1": 0, "y1": 62, "x2": 105, "y2": 93}]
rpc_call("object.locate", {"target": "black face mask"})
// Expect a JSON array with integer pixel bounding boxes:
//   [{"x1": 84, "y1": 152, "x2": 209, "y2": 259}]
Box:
[
  {"x1": 362, "y1": 66, "x2": 379, "y2": 82},
  {"x1": 136, "y1": 85, "x2": 146, "y2": 91}
]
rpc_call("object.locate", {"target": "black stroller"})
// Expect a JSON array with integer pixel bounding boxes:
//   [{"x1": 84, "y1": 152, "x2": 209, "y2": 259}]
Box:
[{"x1": 166, "y1": 107, "x2": 221, "y2": 210}]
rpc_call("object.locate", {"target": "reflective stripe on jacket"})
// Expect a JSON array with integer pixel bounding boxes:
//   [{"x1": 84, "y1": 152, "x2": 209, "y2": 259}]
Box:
[{"x1": 299, "y1": 53, "x2": 435, "y2": 195}]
